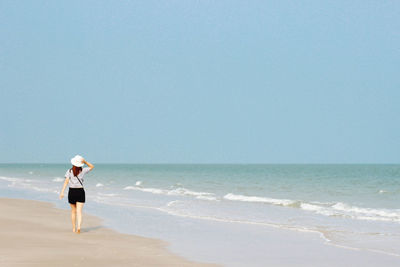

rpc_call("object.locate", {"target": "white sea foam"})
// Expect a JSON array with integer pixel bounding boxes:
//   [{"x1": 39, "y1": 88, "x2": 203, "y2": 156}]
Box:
[
  {"x1": 52, "y1": 177, "x2": 64, "y2": 182},
  {"x1": 167, "y1": 187, "x2": 215, "y2": 198},
  {"x1": 8, "y1": 180, "x2": 58, "y2": 194},
  {"x1": 355, "y1": 216, "x2": 396, "y2": 222},
  {"x1": 223, "y1": 193, "x2": 297, "y2": 207},
  {"x1": 1, "y1": 176, "x2": 33, "y2": 183},
  {"x1": 123, "y1": 185, "x2": 217, "y2": 200},
  {"x1": 135, "y1": 181, "x2": 142, "y2": 186},
  {"x1": 379, "y1": 190, "x2": 388, "y2": 194},
  {"x1": 298, "y1": 201, "x2": 400, "y2": 222},
  {"x1": 0, "y1": 175, "x2": 59, "y2": 195},
  {"x1": 300, "y1": 203, "x2": 336, "y2": 216},
  {"x1": 96, "y1": 183, "x2": 104, "y2": 187},
  {"x1": 300, "y1": 203, "x2": 322, "y2": 211},
  {"x1": 0, "y1": 176, "x2": 18, "y2": 182},
  {"x1": 196, "y1": 195, "x2": 218, "y2": 201},
  {"x1": 167, "y1": 200, "x2": 180, "y2": 207},
  {"x1": 123, "y1": 186, "x2": 166, "y2": 194},
  {"x1": 332, "y1": 202, "x2": 400, "y2": 219}
]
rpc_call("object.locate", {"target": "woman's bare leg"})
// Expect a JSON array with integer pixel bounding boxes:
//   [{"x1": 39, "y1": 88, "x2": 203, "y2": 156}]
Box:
[
  {"x1": 69, "y1": 204, "x2": 76, "y2": 232},
  {"x1": 76, "y1": 202, "x2": 84, "y2": 233}
]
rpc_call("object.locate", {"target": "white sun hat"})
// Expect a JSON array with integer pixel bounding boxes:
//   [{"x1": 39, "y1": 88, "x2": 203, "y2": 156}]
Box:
[{"x1": 70, "y1": 155, "x2": 84, "y2": 167}]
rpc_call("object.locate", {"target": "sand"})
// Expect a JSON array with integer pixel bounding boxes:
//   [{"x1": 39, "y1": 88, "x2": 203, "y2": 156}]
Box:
[{"x1": 0, "y1": 198, "x2": 218, "y2": 267}]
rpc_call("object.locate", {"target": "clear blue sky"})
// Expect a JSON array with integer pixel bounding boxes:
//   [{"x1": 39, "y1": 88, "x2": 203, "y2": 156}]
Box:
[{"x1": 1, "y1": 1, "x2": 399, "y2": 163}]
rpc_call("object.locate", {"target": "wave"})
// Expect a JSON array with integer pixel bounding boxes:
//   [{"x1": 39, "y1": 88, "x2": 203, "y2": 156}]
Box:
[
  {"x1": 300, "y1": 203, "x2": 336, "y2": 216},
  {"x1": 0, "y1": 176, "x2": 19, "y2": 182},
  {"x1": 332, "y1": 202, "x2": 400, "y2": 220},
  {"x1": 7, "y1": 181, "x2": 58, "y2": 194},
  {"x1": 167, "y1": 200, "x2": 180, "y2": 207},
  {"x1": 52, "y1": 177, "x2": 64, "y2": 182},
  {"x1": 168, "y1": 187, "x2": 215, "y2": 197},
  {"x1": 223, "y1": 193, "x2": 299, "y2": 207},
  {"x1": 135, "y1": 181, "x2": 142, "y2": 186},
  {"x1": 196, "y1": 195, "x2": 218, "y2": 201},
  {"x1": 299, "y1": 202, "x2": 400, "y2": 222},
  {"x1": 96, "y1": 183, "x2": 104, "y2": 187},
  {"x1": 223, "y1": 193, "x2": 400, "y2": 223},
  {"x1": 1, "y1": 175, "x2": 58, "y2": 195},
  {"x1": 123, "y1": 185, "x2": 217, "y2": 201},
  {"x1": 0, "y1": 176, "x2": 33, "y2": 183},
  {"x1": 124, "y1": 186, "x2": 166, "y2": 194}
]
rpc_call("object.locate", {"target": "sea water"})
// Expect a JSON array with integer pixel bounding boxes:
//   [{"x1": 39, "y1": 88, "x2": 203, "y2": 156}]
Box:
[{"x1": 1, "y1": 164, "x2": 399, "y2": 265}]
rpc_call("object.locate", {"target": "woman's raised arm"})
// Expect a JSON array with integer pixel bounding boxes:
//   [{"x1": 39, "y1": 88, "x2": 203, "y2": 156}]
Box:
[{"x1": 83, "y1": 159, "x2": 94, "y2": 170}]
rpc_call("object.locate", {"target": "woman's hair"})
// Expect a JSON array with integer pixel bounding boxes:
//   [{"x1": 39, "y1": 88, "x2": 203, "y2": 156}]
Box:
[{"x1": 71, "y1": 166, "x2": 82, "y2": 177}]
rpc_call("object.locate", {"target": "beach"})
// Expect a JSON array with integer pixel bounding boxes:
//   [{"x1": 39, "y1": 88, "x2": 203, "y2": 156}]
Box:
[
  {"x1": 1, "y1": 164, "x2": 400, "y2": 266},
  {"x1": 0, "y1": 198, "x2": 216, "y2": 267},
  {"x1": 2, "y1": 198, "x2": 400, "y2": 267}
]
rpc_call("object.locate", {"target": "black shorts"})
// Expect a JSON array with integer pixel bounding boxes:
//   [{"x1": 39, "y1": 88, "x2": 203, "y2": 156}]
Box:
[{"x1": 68, "y1": 188, "x2": 85, "y2": 204}]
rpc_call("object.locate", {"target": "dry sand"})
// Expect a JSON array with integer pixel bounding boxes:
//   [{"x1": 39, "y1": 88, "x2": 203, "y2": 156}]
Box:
[{"x1": 0, "y1": 198, "x2": 218, "y2": 267}]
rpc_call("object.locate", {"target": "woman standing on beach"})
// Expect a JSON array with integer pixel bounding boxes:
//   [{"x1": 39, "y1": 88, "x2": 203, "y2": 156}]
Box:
[{"x1": 59, "y1": 155, "x2": 94, "y2": 233}]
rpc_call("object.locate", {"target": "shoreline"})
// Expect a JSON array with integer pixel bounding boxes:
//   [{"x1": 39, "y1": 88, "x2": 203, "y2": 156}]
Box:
[{"x1": 0, "y1": 197, "x2": 218, "y2": 267}]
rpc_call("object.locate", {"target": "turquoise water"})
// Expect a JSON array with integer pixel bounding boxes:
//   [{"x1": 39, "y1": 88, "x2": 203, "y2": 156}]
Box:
[{"x1": 1, "y1": 164, "x2": 400, "y2": 264}]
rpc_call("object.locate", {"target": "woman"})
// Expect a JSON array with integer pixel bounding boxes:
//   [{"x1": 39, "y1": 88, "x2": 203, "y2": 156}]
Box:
[{"x1": 59, "y1": 155, "x2": 94, "y2": 233}]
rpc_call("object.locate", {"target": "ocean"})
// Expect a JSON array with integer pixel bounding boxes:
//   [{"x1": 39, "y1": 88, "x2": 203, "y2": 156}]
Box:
[{"x1": 1, "y1": 164, "x2": 399, "y2": 265}]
